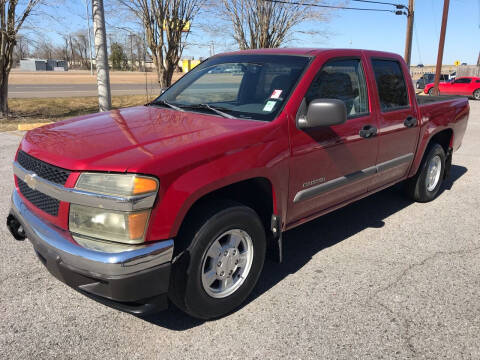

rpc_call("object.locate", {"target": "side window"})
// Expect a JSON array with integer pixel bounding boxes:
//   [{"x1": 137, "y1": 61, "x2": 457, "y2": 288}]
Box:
[
  {"x1": 454, "y1": 78, "x2": 471, "y2": 84},
  {"x1": 305, "y1": 59, "x2": 369, "y2": 118},
  {"x1": 371, "y1": 59, "x2": 409, "y2": 111}
]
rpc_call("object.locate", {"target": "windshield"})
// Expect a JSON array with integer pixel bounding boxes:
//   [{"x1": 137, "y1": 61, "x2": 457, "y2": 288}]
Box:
[{"x1": 154, "y1": 54, "x2": 311, "y2": 121}]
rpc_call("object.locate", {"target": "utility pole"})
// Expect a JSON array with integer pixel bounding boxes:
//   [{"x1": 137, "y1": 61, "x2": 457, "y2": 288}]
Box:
[
  {"x1": 404, "y1": 0, "x2": 414, "y2": 67},
  {"x1": 209, "y1": 41, "x2": 215, "y2": 57},
  {"x1": 84, "y1": 0, "x2": 94, "y2": 76},
  {"x1": 433, "y1": 0, "x2": 450, "y2": 96},
  {"x1": 92, "y1": 0, "x2": 111, "y2": 111},
  {"x1": 128, "y1": 34, "x2": 135, "y2": 71},
  {"x1": 108, "y1": 34, "x2": 114, "y2": 53}
]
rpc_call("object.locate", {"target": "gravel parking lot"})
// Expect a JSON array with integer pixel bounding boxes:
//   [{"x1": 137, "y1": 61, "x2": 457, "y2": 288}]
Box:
[{"x1": 1, "y1": 101, "x2": 479, "y2": 360}]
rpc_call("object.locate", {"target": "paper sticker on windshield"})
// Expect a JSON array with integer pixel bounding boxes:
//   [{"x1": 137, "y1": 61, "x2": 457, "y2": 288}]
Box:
[
  {"x1": 263, "y1": 100, "x2": 277, "y2": 112},
  {"x1": 270, "y1": 89, "x2": 283, "y2": 99}
]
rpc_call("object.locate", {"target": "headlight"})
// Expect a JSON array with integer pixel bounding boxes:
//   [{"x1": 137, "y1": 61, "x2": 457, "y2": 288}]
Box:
[
  {"x1": 69, "y1": 204, "x2": 150, "y2": 244},
  {"x1": 70, "y1": 173, "x2": 158, "y2": 245},
  {"x1": 73, "y1": 234, "x2": 147, "y2": 253},
  {"x1": 75, "y1": 173, "x2": 158, "y2": 197}
]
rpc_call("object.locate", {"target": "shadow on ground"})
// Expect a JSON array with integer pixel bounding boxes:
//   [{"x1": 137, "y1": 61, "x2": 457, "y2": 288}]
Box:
[{"x1": 142, "y1": 165, "x2": 467, "y2": 330}]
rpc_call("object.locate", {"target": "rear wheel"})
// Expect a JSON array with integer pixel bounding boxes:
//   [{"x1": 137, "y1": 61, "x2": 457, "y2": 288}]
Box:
[
  {"x1": 405, "y1": 143, "x2": 446, "y2": 202},
  {"x1": 169, "y1": 201, "x2": 266, "y2": 319},
  {"x1": 474, "y1": 89, "x2": 480, "y2": 100}
]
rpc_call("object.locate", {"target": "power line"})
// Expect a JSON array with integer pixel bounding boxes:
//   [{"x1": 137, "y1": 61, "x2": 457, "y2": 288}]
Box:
[
  {"x1": 262, "y1": 0, "x2": 402, "y2": 13},
  {"x1": 351, "y1": 0, "x2": 406, "y2": 9},
  {"x1": 413, "y1": 22, "x2": 423, "y2": 65}
]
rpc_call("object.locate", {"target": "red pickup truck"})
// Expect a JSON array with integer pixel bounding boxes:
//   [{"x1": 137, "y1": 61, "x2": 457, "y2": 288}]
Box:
[{"x1": 7, "y1": 48, "x2": 469, "y2": 320}]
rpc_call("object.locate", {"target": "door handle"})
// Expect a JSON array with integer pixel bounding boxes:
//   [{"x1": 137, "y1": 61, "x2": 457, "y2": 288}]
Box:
[
  {"x1": 404, "y1": 116, "x2": 417, "y2": 128},
  {"x1": 359, "y1": 125, "x2": 377, "y2": 139}
]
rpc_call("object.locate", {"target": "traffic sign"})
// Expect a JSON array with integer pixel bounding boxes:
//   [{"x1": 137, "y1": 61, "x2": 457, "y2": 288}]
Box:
[{"x1": 454, "y1": 60, "x2": 461, "y2": 66}]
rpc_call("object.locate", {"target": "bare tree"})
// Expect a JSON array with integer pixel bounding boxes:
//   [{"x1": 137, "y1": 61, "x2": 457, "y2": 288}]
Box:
[
  {"x1": 68, "y1": 34, "x2": 75, "y2": 67},
  {"x1": 62, "y1": 36, "x2": 69, "y2": 65},
  {"x1": 31, "y1": 37, "x2": 53, "y2": 58},
  {"x1": 72, "y1": 31, "x2": 91, "y2": 68},
  {"x1": 0, "y1": 0, "x2": 42, "y2": 115},
  {"x1": 221, "y1": 0, "x2": 329, "y2": 49},
  {"x1": 13, "y1": 34, "x2": 29, "y2": 65},
  {"x1": 118, "y1": 0, "x2": 202, "y2": 87},
  {"x1": 57, "y1": 31, "x2": 94, "y2": 69}
]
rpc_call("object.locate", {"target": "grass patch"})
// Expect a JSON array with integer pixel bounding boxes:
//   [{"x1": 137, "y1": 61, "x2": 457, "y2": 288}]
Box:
[{"x1": 0, "y1": 94, "x2": 151, "y2": 131}]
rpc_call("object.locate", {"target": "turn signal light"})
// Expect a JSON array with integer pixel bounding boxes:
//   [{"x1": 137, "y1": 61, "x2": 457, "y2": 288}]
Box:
[
  {"x1": 133, "y1": 177, "x2": 158, "y2": 195},
  {"x1": 128, "y1": 211, "x2": 150, "y2": 239}
]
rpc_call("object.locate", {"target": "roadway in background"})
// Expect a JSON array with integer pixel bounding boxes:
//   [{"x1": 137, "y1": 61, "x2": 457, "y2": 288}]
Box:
[{"x1": 8, "y1": 83, "x2": 162, "y2": 98}]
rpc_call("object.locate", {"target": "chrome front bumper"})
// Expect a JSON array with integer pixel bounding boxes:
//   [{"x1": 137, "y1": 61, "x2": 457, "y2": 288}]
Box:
[{"x1": 9, "y1": 190, "x2": 174, "y2": 310}]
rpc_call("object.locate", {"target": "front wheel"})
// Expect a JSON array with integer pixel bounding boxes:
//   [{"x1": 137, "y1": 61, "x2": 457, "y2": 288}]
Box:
[
  {"x1": 169, "y1": 201, "x2": 266, "y2": 319},
  {"x1": 405, "y1": 143, "x2": 446, "y2": 202},
  {"x1": 428, "y1": 87, "x2": 437, "y2": 96},
  {"x1": 473, "y1": 89, "x2": 480, "y2": 100}
]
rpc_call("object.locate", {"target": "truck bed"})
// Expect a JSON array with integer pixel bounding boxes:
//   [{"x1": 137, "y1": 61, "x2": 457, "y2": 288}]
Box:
[{"x1": 415, "y1": 94, "x2": 470, "y2": 154}]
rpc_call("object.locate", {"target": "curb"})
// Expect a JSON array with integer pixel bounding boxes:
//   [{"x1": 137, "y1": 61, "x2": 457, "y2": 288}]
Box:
[{"x1": 17, "y1": 122, "x2": 53, "y2": 131}]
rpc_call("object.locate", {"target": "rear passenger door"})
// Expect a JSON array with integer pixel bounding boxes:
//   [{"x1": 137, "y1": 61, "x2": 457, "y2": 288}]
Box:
[{"x1": 369, "y1": 58, "x2": 420, "y2": 189}]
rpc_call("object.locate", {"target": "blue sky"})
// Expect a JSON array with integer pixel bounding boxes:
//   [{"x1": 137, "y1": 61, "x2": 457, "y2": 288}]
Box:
[{"x1": 39, "y1": 0, "x2": 480, "y2": 65}]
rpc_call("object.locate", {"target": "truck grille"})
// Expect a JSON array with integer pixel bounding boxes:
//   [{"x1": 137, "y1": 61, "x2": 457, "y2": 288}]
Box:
[
  {"x1": 17, "y1": 179, "x2": 60, "y2": 216},
  {"x1": 15, "y1": 151, "x2": 70, "y2": 216},
  {"x1": 17, "y1": 151, "x2": 70, "y2": 185}
]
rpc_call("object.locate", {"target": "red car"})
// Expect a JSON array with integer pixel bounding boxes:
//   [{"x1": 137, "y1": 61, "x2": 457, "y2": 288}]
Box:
[
  {"x1": 424, "y1": 76, "x2": 480, "y2": 99},
  {"x1": 7, "y1": 48, "x2": 470, "y2": 319}
]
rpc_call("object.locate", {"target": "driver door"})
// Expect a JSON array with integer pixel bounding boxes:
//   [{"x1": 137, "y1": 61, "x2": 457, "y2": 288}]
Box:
[{"x1": 287, "y1": 57, "x2": 379, "y2": 225}]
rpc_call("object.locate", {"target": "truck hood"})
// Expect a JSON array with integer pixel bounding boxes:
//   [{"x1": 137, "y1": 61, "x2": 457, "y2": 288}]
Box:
[{"x1": 21, "y1": 106, "x2": 266, "y2": 173}]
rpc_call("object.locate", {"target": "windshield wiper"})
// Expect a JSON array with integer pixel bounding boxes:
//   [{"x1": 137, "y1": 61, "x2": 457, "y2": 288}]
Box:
[
  {"x1": 180, "y1": 103, "x2": 236, "y2": 119},
  {"x1": 148, "y1": 100, "x2": 185, "y2": 112}
]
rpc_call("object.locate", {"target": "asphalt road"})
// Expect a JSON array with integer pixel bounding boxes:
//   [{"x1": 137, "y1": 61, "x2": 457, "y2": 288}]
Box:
[
  {"x1": 1, "y1": 102, "x2": 479, "y2": 359},
  {"x1": 8, "y1": 83, "x2": 162, "y2": 98}
]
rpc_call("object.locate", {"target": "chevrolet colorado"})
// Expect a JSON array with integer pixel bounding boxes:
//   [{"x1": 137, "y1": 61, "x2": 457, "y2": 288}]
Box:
[{"x1": 7, "y1": 49, "x2": 469, "y2": 319}]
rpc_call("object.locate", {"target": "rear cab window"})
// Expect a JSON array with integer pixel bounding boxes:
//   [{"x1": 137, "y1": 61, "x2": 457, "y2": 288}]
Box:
[{"x1": 371, "y1": 59, "x2": 410, "y2": 112}]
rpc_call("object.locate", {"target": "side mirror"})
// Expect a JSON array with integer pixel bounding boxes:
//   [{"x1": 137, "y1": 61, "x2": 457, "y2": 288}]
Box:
[{"x1": 297, "y1": 99, "x2": 347, "y2": 130}]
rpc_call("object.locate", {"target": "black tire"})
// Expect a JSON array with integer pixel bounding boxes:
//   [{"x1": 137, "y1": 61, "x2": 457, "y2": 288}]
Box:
[
  {"x1": 428, "y1": 87, "x2": 436, "y2": 96},
  {"x1": 473, "y1": 89, "x2": 480, "y2": 100},
  {"x1": 169, "y1": 200, "x2": 266, "y2": 320},
  {"x1": 405, "y1": 143, "x2": 446, "y2": 202}
]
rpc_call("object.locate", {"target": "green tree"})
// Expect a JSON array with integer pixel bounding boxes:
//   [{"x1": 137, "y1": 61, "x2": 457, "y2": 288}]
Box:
[{"x1": 109, "y1": 42, "x2": 128, "y2": 70}]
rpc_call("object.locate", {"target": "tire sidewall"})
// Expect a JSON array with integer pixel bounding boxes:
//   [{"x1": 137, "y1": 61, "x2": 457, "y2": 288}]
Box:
[
  {"x1": 474, "y1": 89, "x2": 480, "y2": 100},
  {"x1": 417, "y1": 144, "x2": 446, "y2": 201},
  {"x1": 183, "y1": 206, "x2": 266, "y2": 319}
]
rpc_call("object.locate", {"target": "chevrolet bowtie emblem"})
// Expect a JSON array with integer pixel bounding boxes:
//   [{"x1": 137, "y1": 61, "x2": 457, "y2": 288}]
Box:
[{"x1": 24, "y1": 174, "x2": 37, "y2": 190}]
